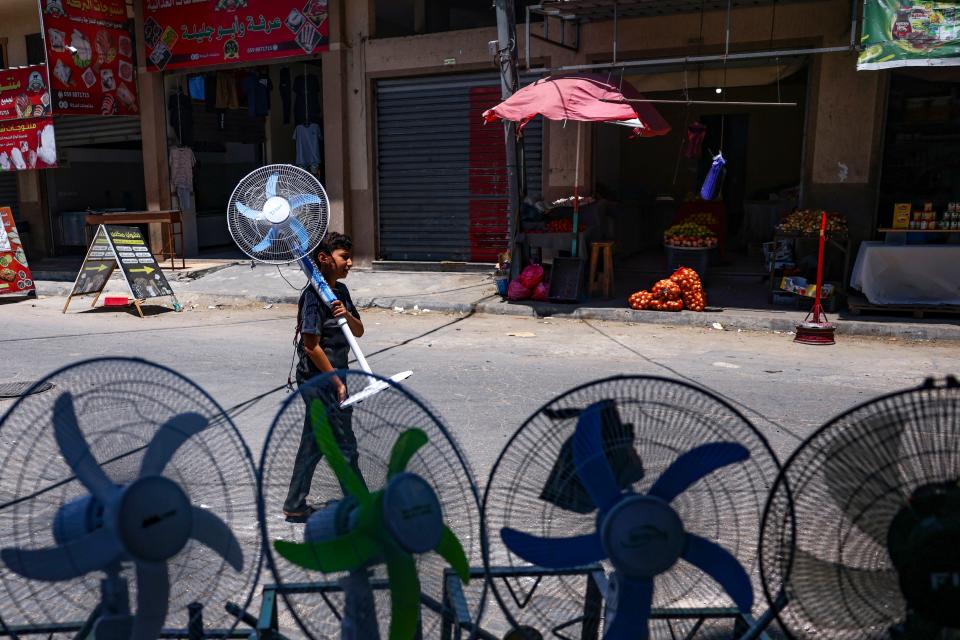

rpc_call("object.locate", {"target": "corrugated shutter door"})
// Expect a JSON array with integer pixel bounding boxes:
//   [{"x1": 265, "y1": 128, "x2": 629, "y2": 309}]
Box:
[
  {"x1": 0, "y1": 174, "x2": 18, "y2": 217},
  {"x1": 376, "y1": 73, "x2": 542, "y2": 262},
  {"x1": 53, "y1": 115, "x2": 142, "y2": 147}
]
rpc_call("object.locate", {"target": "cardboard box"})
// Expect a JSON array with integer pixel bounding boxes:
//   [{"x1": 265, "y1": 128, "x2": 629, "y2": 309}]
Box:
[
  {"x1": 893, "y1": 203, "x2": 911, "y2": 229},
  {"x1": 779, "y1": 276, "x2": 834, "y2": 298}
]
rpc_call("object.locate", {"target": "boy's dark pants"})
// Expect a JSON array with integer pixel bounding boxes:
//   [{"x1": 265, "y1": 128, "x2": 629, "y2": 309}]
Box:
[{"x1": 283, "y1": 378, "x2": 363, "y2": 513}]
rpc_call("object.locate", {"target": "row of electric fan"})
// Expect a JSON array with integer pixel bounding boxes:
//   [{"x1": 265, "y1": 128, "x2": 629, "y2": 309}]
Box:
[{"x1": 0, "y1": 360, "x2": 956, "y2": 640}]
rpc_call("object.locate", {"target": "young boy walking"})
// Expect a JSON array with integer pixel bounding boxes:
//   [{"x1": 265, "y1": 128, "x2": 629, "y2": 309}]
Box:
[{"x1": 283, "y1": 231, "x2": 365, "y2": 523}]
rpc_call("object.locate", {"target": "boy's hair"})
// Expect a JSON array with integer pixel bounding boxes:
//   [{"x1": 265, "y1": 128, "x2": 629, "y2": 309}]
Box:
[{"x1": 317, "y1": 231, "x2": 353, "y2": 256}]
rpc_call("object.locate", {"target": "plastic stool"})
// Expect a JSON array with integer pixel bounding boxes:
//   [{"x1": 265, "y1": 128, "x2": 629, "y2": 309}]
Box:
[{"x1": 589, "y1": 242, "x2": 615, "y2": 299}]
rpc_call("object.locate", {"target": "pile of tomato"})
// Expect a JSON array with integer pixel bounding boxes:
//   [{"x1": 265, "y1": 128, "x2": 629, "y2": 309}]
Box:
[
  {"x1": 544, "y1": 218, "x2": 588, "y2": 233},
  {"x1": 628, "y1": 266, "x2": 707, "y2": 312}
]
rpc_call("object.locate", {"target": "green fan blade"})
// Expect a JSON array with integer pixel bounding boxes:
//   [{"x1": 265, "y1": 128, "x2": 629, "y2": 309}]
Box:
[
  {"x1": 384, "y1": 545, "x2": 421, "y2": 640},
  {"x1": 387, "y1": 429, "x2": 428, "y2": 479},
  {"x1": 435, "y1": 525, "x2": 470, "y2": 584},
  {"x1": 310, "y1": 400, "x2": 369, "y2": 501},
  {"x1": 274, "y1": 530, "x2": 380, "y2": 573}
]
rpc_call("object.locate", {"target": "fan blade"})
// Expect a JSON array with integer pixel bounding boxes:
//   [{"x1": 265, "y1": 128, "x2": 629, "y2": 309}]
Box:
[
  {"x1": 823, "y1": 426, "x2": 906, "y2": 549},
  {"x1": 236, "y1": 201, "x2": 266, "y2": 221},
  {"x1": 603, "y1": 574, "x2": 654, "y2": 640},
  {"x1": 1, "y1": 528, "x2": 121, "y2": 581},
  {"x1": 310, "y1": 400, "x2": 370, "y2": 501},
  {"x1": 384, "y1": 546, "x2": 421, "y2": 640},
  {"x1": 274, "y1": 530, "x2": 380, "y2": 573},
  {"x1": 53, "y1": 392, "x2": 116, "y2": 502},
  {"x1": 139, "y1": 413, "x2": 208, "y2": 477},
  {"x1": 648, "y1": 442, "x2": 749, "y2": 504},
  {"x1": 252, "y1": 227, "x2": 277, "y2": 253},
  {"x1": 131, "y1": 562, "x2": 169, "y2": 640},
  {"x1": 572, "y1": 402, "x2": 621, "y2": 512},
  {"x1": 501, "y1": 527, "x2": 605, "y2": 569},
  {"x1": 387, "y1": 429, "x2": 428, "y2": 479},
  {"x1": 435, "y1": 525, "x2": 469, "y2": 583},
  {"x1": 788, "y1": 547, "x2": 901, "y2": 633},
  {"x1": 265, "y1": 173, "x2": 279, "y2": 198},
  {"x1": 190, "y1": 507, "x2": 243, "y2": 571},
  {"x1": 682, "y1": 533, "x2": 753, "y2": 612},
  {"x1": 288, "y1": 217, "x2": 311, "y2": 252},
  {"x1": 289, "y1": 193, "x2": 322, "y2": 210}
]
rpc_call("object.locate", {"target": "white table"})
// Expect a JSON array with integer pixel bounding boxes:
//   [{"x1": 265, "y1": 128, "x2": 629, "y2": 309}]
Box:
[{"x1": 850, "y1": 241, "x2": 960, "y2": 305}]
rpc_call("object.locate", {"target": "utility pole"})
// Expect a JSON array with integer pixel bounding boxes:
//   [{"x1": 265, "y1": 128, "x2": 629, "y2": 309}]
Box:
[{"x1": 494, "y1": 0, "x2": 522, "y2": 276}]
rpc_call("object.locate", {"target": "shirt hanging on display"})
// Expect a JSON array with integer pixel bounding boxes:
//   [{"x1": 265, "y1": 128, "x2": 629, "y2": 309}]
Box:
[
  {"x1": 242, "y1": 71, "x2": 273, "y2": 117},
  {"x1": 169, "y1": 146, "x2": 196, "y2": 191},
  {"x1": 293, "y1": 123, "x2": 322, "y2": 170}
]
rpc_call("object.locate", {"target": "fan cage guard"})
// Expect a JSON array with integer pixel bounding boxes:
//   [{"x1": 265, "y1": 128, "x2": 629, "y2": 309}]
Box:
[
  {"x1": 227, "y1": 164, "x2": 330, "y2": 265},
  {"x1": 759, "y1": 379, "x2": 960, "y2": 640},
  {"x1": 0, "y1": 357, "x2": 262, "y2": 636},
  {"x1": 258, "y1": 370, "x2": 487, "y2": 640},
  {"x1": 482, "y1": 375, "x2": 781, "y2": 639}
]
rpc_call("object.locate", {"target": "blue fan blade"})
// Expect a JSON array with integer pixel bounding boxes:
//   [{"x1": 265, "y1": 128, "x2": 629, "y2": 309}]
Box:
[
  {"x1": 236, "y1": 201, "x2": 265, "y2": 221},
  {"x1": 501, "y1": 527, "x2": 605, "y2": 569},
  {"x1": 648, "y1": 442, "x2": 749, "y2": 503},
  {"x1": 252, "y1": 227, "x2": 277, "y2": 253},
  {"x1": 288, "y1": 217, "x2": 311, "y2": 251},
  {"x1": 289, "y1": 193, "x2": 322, "y2": 210},
  {"x1": 604, "y1": 575, "x2": 653, "y2": 640},
  {"x1": 572, "y1": 402, "x2": 621, "y2": 512},
  {"x1": 265, "y1": 173, "x2": 279, "y2": 198},
  {"x1": 682, "y1": 533, "x2": 753, "y2": 612}
]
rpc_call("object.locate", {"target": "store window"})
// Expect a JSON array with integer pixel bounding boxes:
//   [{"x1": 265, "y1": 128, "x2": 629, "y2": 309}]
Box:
[
  {"x1": 26, "y1": 33, "x2": 45, "y2": 65},
  {"x1": 374, "y1": 0, "x2": 537, "y2": 38}
]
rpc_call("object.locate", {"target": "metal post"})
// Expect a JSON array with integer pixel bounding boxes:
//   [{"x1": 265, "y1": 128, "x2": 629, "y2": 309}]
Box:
[{"x1": 495, "y1": 0, "x2": 522, "y2": 276}]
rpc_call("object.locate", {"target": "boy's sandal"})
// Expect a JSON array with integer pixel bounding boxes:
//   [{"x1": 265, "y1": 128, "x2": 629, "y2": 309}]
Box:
[{"x1": 283, "y1": 505, "x2": 317, "y2": 524}]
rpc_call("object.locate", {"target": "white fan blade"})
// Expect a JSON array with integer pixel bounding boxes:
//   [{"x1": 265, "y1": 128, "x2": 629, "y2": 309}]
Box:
[
  {"x1": 190, "y1": 507, "x2": 243, "y2": 571},
  {"x1": 236, "y1": 201, "x2": 266, "y2": 221},
  {"x1": 139, "y1": 413, "x2": 209, "y2": 477},
  {"x1": 131, "y1": 562, "x2": 169, "y2": 640},
  {"x1": 1, "y1": 528, "x2": 122, "y2": 581},
  {"x1": 265, "y1": 173, "x2": 279, "y2": 198},
  {"x1": 289, "y1": 193, "x2": 322, "y2": 210},
  {"x1": 53, "y1": 392, "x2": 116, "y2": 502}
]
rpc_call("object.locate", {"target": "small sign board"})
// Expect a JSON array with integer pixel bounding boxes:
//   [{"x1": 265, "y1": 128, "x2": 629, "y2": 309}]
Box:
[
  {"x1": 64, "y1": 224, "x2": 178, "y2": 317},
  {"x1": 0, "y1": 206, "x2": 34, "y2": 297}
]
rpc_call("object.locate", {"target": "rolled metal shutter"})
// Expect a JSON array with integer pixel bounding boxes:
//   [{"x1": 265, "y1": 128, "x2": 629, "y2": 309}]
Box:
[
  {"x1": 376, "y1": 73, "x2": 542, "y2": 262},
  {"x1": 53, "y1": 115, "x2": 142, "y2": 147},
  {"x1": 0, "y1": 174, "x2": 18, "y2": 217}
]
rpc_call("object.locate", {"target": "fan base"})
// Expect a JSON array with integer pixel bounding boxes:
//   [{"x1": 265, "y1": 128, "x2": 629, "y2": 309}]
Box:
[{"x1": 794, "y1": 322, "x2": 836, "y2": 345}]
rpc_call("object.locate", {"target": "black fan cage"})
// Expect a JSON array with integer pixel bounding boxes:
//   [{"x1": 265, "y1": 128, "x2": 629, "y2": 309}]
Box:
[
  {"x1": 226, "y1": 163, "x2": 329, "y2": 264},
  {"x1": 482, "y1": 375, "x2": 781, "y2": 639},
  {"x1": 760, "y1": 379, "x2": 960, "y2": 639},
  {"x1": 0, "y1": 357, "x2": 262, "y2": 636},
  {"x1": 258, "y1": 370, "x2": 486, "y2": 640}
]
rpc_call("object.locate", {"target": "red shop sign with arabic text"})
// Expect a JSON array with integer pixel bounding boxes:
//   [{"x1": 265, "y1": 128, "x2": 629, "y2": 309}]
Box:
[
  {"x1": 143, "y1": 0, "x2": 329, "y2": 72},
  {"x1": 0, "y1": 118, "x2": 57, "y2": 173},
  {"x1": 0, "y1": 66, "x2": 53, "y2": 122},
  {"x1": 41, "y1": 0, "x2": 139, "y2": 115},
  {"x1": 0, "y1": 207, "x2": 35, "y2": 296}
]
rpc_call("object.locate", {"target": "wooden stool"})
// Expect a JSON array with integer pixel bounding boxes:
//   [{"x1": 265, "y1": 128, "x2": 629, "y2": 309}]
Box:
[{"x1": 589, "y1": 242, "x2": 615, "y2": 299}]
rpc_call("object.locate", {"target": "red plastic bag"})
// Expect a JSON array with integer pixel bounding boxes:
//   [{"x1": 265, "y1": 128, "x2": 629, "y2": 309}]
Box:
[
  {"x1": 532, "y1": 282, "x2": 549, "y2": 301},
  {"x1": 507, "y1": 279, "x2": 532, "y2": 301},
  {"x1": 518, "y1": 264, "x2": 545, "y2": 289}
]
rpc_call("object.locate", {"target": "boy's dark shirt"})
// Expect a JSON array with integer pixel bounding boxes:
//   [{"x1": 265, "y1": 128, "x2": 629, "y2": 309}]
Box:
[{"x1": 296, "y1": 282, "x2": 360, "y2": 380}]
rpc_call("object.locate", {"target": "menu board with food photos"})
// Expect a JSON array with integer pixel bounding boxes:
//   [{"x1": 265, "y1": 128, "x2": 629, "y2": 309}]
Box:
[
  {"x1": 0, "y1": 65, "x2": 53, "y2": 122},
  {"x1": 41, "y1": 0, "x2": 139, "y2": 115},
  {"x1": 0, "y1": 207, "x2": 35, "y2": 297}
]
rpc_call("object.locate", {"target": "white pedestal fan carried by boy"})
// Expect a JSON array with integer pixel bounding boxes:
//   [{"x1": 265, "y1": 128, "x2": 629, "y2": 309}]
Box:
[{"x1": 227, "y1": 164, "x2": 412, "y2": 407}]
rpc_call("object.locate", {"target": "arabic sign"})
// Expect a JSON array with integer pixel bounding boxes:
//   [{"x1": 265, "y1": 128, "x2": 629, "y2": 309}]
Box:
[
  {"x1": 105, "y1": 226, "x2": 174, "y2": 299},
  {"x1": 41, "y1": 0, "x2": 139, "y2": 115},
  {"x1": 0, "y1": 118, "x2": 57, "y2": 172},
  {"x1": 0, "y1": 66, "x2": 53, "y2": 122},
  {"x1": 859, "y1": 0, "x2": 960, "y2": 69},
  {"x1": 143, "y1": 0, "x2": 329, "y2": 72},
  {"x1": 71, "y1": 224, "x2": 116, "y2": 295},
  {"x1": 0, "y1": 207, "x2": 35, "y2": 296}
]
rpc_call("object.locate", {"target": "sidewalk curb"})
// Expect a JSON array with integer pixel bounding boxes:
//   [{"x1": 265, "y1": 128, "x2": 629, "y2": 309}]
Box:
[{"x1": 36, "y1": 281, "x2": 959, "y2": 342}]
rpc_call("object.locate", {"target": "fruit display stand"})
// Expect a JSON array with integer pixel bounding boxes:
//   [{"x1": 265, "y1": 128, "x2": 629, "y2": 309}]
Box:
[{"x1": 767, "y1": 211, "x2": 852, "y2": 306}]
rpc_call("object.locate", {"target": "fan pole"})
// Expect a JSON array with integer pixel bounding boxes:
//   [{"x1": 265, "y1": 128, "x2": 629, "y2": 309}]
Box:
[
  {"x1": 794, "y1": 211, "x2": 835, "y2": 345},
  {"x1": 571, "y1": 121, "x2": 582, "y2": 257}
]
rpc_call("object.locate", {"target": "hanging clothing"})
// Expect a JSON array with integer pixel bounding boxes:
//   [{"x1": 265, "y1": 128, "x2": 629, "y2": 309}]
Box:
[
  {"x1": 187, "y1": 75, "x2": 205, "y2": 101},
  {"x1": 169, "y1": 146, "x2": 196, "y2": 191},
  {"x1": 684, "y1": 122, "x2": 707, "y2": 159},
  {"x1": 293, "y1": 73, "x2": 321, "y2": 125},
  {"x1": 167, "y1": 90, "x2": 193, "y2": 145},
  {"x1": 293, "y1": 123, "x2": 322, "y2": 170},
  {"x1": 242, "y1": 71, "x2": 272, "y2": 118},
  {"x1": 215, "y1": 72, "x2": 240, "y2": 110},
  {"x1": 279, "y1": 67, "x2": 291, "y2": 124}
]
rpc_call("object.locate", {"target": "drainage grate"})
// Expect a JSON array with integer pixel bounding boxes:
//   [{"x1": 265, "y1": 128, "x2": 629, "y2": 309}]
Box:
[{"x1": 0, "y1": 382, "x2": 54, "y2": 398}]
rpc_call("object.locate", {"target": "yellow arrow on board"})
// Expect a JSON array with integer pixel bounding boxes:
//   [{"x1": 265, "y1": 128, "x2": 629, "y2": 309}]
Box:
[
  {"x1": 85, "y1": 264, "x2": 109, "y2": 272},
  {"x1": 129, "y1": 266, "x2": 155, "y2": 274}
]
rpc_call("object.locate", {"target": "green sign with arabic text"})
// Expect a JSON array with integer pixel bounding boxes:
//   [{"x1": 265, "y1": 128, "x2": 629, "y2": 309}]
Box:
[{"x1": 859, "y1": 1, "x2": 960, "y2": 69}]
